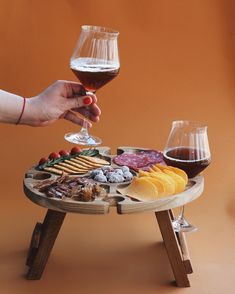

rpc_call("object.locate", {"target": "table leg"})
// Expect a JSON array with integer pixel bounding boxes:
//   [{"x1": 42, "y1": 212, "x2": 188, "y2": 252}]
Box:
[
  {"x1": 155, "y1": 210, "x2": 190, "y2": 287},
  {"x1": 169, "y1": 209, "x2": 193, "y2": 274},
  {"x1": 26, "y1": 209, "x2": 66, "y2": 280}
]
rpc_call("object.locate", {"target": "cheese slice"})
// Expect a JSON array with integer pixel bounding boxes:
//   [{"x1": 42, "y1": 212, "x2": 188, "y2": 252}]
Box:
[
  {"x1": 163, "y1": 169, "x2": 186, "y2": 194},
  {"x1": 138, "y1": 170, "x2": 150, "y2": 177},
  {"x1": 143, "y1": 176, "x2": 166, "y2": 197},
  {"x1": 156, "y1": 164, "x2": 188, "y2": 184},
  {"x1": 118, "y1": 177, "x2": 158, "y2": 201},
  {"x1": 149, "y1": 172, "x2": 175, "y2": 196}
]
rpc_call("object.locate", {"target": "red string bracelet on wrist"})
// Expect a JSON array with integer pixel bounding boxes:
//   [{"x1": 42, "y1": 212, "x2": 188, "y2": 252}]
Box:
[{"x1": 16, "y1": 97, "x2": 26, "y2": 125}]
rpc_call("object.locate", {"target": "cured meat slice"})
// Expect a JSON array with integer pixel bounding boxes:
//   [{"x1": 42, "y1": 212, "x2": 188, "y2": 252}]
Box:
[
  {"x1": 138, "y1": 150, "x2": 164, "y2": 164},
  {"x1": 113, "y1": 150, "x2": 164, "y2": 171},
  {"x1": 113, "y1": 153, "x2": 149, "y2": 170}
]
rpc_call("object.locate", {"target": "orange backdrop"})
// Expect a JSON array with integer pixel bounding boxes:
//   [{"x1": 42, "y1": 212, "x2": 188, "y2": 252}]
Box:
[{"x1": 0, "y1": 1, "x2": 235, "y2": 293}]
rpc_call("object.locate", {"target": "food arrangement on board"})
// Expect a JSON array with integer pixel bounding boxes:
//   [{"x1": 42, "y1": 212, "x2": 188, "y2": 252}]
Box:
[
  {"x1": 117, "y1": 164, "x2": 188, "y2": 201},
  {"x1": 37, "y1": 147, "x2": 110, "y2": 175},
  {"x1": 30, "y1": 147, "x2": 191, "y2": 204}
]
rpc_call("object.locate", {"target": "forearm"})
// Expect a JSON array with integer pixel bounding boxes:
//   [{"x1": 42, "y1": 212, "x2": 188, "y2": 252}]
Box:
[
  {"x1": 0, "y1": 90, "x2": 38, "y2": 125},
  {"x1": 0, "y1": 90, "x2": 25, "y2": 124},
  {"x1": 0, "y1": 81, "x2": 100, "y2": 127}
]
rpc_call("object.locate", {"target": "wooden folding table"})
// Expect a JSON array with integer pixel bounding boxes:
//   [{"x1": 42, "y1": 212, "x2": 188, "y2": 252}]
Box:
[{"x1": 23, "y1": 147, "x2": 204, "y2": 287}]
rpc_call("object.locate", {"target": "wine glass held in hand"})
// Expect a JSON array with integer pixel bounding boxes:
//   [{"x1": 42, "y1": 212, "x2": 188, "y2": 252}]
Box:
[
  {"x1": 65, "y1": 25, "x2": 120, "y2": 146},
  {"x1": 163, "y1": 120, "x2": 211, "y2": 232}
]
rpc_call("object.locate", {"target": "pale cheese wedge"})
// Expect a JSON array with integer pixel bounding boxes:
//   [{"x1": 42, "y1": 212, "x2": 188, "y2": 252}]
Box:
[{"x1": 118, "y1": 177, "x2": 158, "y2": 201}]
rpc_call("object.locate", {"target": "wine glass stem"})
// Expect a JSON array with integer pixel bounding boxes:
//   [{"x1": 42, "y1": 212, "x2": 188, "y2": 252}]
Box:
[
  {"x1": 80, "y1": 118, "x2": 89, "y2": 139},
  {"x1": 179, "y1": 205, "x2": 185, "y2": 219},
  {"x1": 79, "y1": 90, "x2": 95, "y2": 139}
]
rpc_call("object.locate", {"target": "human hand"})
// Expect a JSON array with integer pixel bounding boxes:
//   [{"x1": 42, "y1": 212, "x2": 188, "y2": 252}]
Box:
[{"x1": 23, "y1": 80, "x2": 101, "y2": 127}]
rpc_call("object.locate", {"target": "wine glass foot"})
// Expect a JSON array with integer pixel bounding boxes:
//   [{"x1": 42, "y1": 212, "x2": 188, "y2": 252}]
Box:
[
  {"x1": 180, "y1": 224, "x2": 198, "y2": 233},
  {"x1": 172, "y1": 218, "x2": 198, "y2": 233},
  {"x1": 64, "y1": 132, "x2": 102, "y2": 146}
]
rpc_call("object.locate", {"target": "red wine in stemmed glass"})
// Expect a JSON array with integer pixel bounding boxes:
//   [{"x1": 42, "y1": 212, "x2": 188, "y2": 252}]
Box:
[{"x1": 65, "y1": 26, "x2": 120, "y2": 146}]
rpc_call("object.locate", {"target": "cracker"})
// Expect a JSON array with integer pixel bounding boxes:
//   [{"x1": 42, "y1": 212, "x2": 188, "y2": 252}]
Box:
[
  {"x1": 64, "y1": 160, "x2": 89, "y2": 171},
  {"x1": 54, "y1": 164, "x2": 77, "y2": 174},
  {"x1": 65, "y1": 158, "x2": 90, "y2": 170},
  {"x1": 44, "y1": 167, "x2": 68, "y2": 176},
  {"x1": 71, "y1": 158, "x2": 102, "y2": 168},
  {"x1": 79, "y1": 155, "x2": 110, "y2": 165},
  {"x1": 59, "y1": 162, "x2": 88, "y2": 173}
]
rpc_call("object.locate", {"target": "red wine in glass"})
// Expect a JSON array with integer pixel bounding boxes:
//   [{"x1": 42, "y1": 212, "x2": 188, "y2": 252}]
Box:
[
  {"x1": 163, "y1": 147, "x2": 211, "y2": 178},
  {"x1": 71, "y1": 58, "x2": 120, "y2": 92}
]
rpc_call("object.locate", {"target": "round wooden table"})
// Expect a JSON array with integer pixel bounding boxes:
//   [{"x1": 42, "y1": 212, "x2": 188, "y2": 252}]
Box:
[{"x1": 24, "y1": 147, "x2": 204, "y2": 287}]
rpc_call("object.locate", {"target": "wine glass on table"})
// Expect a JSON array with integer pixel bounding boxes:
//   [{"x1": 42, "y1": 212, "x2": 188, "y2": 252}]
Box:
[
  {"x1": 163, "y1": 120, "x2": 211, "y2": 232},
  {"x1": 65, "y1": 25, "x2": 120, "y2": 146}
]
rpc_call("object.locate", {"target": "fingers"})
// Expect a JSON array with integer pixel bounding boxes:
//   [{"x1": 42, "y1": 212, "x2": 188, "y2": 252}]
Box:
[
  {"x1": 65, "y1": 90, "x2": 101, "y2": 122},
  {"x1": 63, "y1": 110, "x2": 92, "y2": 127},
  {"x1": 75, "y1": 106, "x2": 100, "y2": 122},
  {"x1": 65, "y1": 90, "x2": 97, "y2": 108},
  {"x1": 53, "y1": 80, "x2": 100, "y2": 125},
  {"x1": 57, "y1": 80, "x2": 87, "y2": 97},
  {"x1": 65, "y1": 95, "x2": 94, "y2": 109}
]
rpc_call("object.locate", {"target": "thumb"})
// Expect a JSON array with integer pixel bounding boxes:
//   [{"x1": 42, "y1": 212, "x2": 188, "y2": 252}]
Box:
[{"x1": 66, "y1": 95, "x2": 92, "y2": 110}]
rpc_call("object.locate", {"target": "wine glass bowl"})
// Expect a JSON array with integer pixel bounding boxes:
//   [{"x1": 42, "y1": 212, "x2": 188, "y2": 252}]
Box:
[
  {"x1": 65, "y1": 25, "x2": 120, "y2": 146},
  {"x1": 71, "y1": 58, "x2": 120, "y2": 93}
]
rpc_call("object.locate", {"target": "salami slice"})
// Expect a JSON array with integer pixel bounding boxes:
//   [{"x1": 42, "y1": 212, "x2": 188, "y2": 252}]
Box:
[
  {"x1": 113, "y1": 153, "x2": 149, "y2": 169},
  {"x1": 138, "y1": 150, "x2": 164, "y2": 164},
  {"x1": 113, "y1": 150, "x2": 164, "y2": 171}
]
